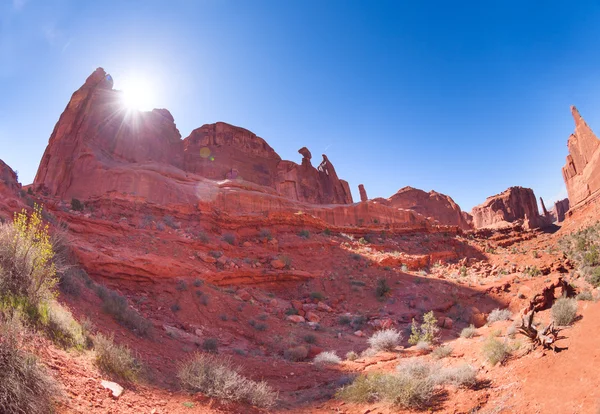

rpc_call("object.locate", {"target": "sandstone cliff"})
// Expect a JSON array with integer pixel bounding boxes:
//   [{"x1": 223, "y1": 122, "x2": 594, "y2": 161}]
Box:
[
  {"x1": 471, "y1": 186, "x2": 543, "y2": 229},
  {"x1": 562, "y1": 106, "x2": 600, "y2": 208},
  {"x1": 550, "y1": 198, "x2": 570, "y2": 223},
  {"x1": 34, "y1": 68, "x2": 352, "y2": 205},
  {"x1": 0, "y1": 159, "x2": 23, "y2": 221},
  {"x1": 372, "y1": 186, "x2": 471, "y2": 230}
]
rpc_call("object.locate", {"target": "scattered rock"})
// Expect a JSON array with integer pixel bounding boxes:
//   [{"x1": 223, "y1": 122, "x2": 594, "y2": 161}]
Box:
[{"x1": 100, "y1": 380, "x2": 123, "y2": 399}]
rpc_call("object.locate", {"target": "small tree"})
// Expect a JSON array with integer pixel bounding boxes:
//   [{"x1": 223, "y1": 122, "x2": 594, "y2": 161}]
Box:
[{"x1": 408, "y1": 311, "x2": 439, "y2": 345}]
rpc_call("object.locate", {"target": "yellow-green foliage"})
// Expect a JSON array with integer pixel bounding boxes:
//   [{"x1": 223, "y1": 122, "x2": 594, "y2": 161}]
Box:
[
  {"x1": 0, "y1": 205, "x2": 57, "y2": 308},
  {"x1": 408, "y1": 311, "x2": 439, "y2": 345}
]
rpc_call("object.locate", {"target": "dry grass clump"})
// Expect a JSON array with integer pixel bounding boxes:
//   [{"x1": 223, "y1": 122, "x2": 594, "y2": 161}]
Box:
[
  {"x1": 487, "y1": 308, "x2": 512, "y2": 324},
  {"x1": 460, "y1": 324, "x2": 478, "y2": 338},
  {"x1": 432, "y1": 345, "x2": 453, "y2": 359},
  {"x1": 45, "y1": 301, "x2": 88, "y2": 349},
  {"x1": 94, "y1": 333, "x2": 141, "y2": 382},
  {"x1": 345, "y1": 351, "x2": 358, "y2": 361},
  {"x1": 482, "y1": 337, "x2": 509, "y2": 366},
  {"x1": 0, "y1": 315, "x2": 59, "y2": 414},
  {"x1": 337, "y1": 358, "x2": 478, "y2": 409},
  {"x1": 313, "y1": 351, "x2": 341, "y2": 366},
  {"x1": 576, "y1": 290, "x2": 594, "y2": 301},
  {"x1": 367, "y1": 328, "x2": 402, "y2": 351},
  {"x1": 552, "y1": 297, "x2": 578, "y2": 326},
  {"x1": 178, "y1": 353, "x2": 277, "y2": 408}
]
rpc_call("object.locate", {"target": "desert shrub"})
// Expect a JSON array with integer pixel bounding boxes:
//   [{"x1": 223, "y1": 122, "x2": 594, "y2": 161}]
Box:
[
  {"x1": 0, "y1": 316, "x2": 59, "y2": 414},
  {"x1": 99, "y1": 288, "x2": 152, "y2": 336},
  {"x1": 310, "y1": 291, "x2": 324, "y2": 301},
  {"x1": 222, "y1": 233, "x2": 236, "y2": 245},
  {"x1": 482, "y1": 337, "x2": 508, "y2": 366},
  {"x1": 285, "y1": 307, "x2": 299, "y2": 316},
  {"x1": 163, "y1": 215, "x2": 179, "y2": 229},
  {"x1": 71, "y1": 198, "x2": 84, "y2": 211},
  {"x1": 45, "y1": 301, "x2": 87, "y2": 349},
  {"x1": 408, "y1": 311, "x2": 439, "y2": 345},
  {"x1": 209, "y1": 250, "x2": 223, "y2": 259},
  {"x1": 460, "y1": 324, "x2": 477, "y2": 338},
  {"x1": 94, "y1": 333, "x2": 141, "y2": 382},
  {"x1": 351, "y1": 314, "x2": 367, "y2": 330},
  {"x1": 576, "y1": 290, "x2": 594, "y2": 301},
  {"x1": 588, "y1": 267, "x2": 600, "y2": 287},
  {"x1": 367, "y1": 328, "x2": 402, "y2": 352},
  {"x1": 176, "y1": 280, "x2": 188, "y2": 291},
  {"x1": 195, "y1": 231, "x2": 209, "y2": 243},
  {"x1": 435, "y1": 364, "x2": 477, "y2": 388},
  {"x1": 375, "y1": 278, "x2": 390, "y2": 299},
  {"x1": 314, "y1": 351, "x2": 341, "y2": 366},
  {"x1": 284, "y1": 345, "x2": 308, "y2": 361},
  {"x1": 194, "y1": 278, "x2": 204, "y2": 287},
  {"x1": 303, "y1": 334, "x2": 317, "y2": 344},
  {"x1": 253, "y1": 323, "x2": 267, "y2": 331},
  {"x1": 0, "y1": 206, "x2": 57, "y2": 309},
  {"x1": 338, "y1": 315, "x2": 351, "y2": 325},
  {"x1": 415, "y1": 341, "x2": 430, "y2": 352},
  {"x1": 487, "y1": 308, "x2": 512, "y2": 324},
  {"x1": 171, "y1": 303, "x2": 181, "y2": 312},
  {"x1": 552, "y1": 297, "x2": 578, "y2": 326},
  {"x1": 298, "y1": 229, "x2": 310, "y2": 239},
  {"x1": 178, "y1": 353, "x2": 277, "y2": 408},
  {"x1": 259, "y1": 229, "x2": 272, "y2": 240},
  {"x1": 345, "y1": 351, "x2": 358, "y2": 361},
  {"x1": 322, "y1": 228, "x2": 331, "y2": 236},
  {"x1": 202, "y1": 338, "x2": 219, "y2": 353},
  {"x1": 432, "y1": 345, "x2": 452, "y2": 359}
]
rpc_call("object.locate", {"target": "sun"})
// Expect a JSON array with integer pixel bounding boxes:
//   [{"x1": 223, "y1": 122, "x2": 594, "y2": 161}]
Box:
[{"x1": 117, "y1": 76, "x2": 156, "y2": 111}]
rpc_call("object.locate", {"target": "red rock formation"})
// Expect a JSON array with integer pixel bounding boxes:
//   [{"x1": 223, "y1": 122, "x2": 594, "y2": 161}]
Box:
[
  {"x1": 372, "y1": 186, "x2": 471, "y2": 230},
  {"x1": 550, "y1": 198, "x2": 570, "y2": 223},
  {"x1": 471, "y1": 186, "x2": 543, "y2": 229},
  {"x1": 34, "y1": 68, "x2": 352, "y2": 206},
  {"x1": 562, "y1": 106, "x2": 600, "y2": 208},
  {"x1": 358, "y1": 184, "x2": 368, "y2": 202},
  {"x1": 0, "y1": 159, "x2": 24, "y2": 220}
]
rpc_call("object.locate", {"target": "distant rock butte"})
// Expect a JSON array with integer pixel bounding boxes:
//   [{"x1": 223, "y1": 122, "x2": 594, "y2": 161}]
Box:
[
  {"x1": 34, "y1": 68, "x2": 352, "y2": 205},
  {"x1": 562, "y1": 106, "x2": 600, "y2": 209},
  {"x1": 471, "y1": 186, "x2": 544, "y2": 229},
  {"x1": 550, "y1": 198, "x2": 570, "y2": 223},
  {"x1": 372, "y1": 186, "x2": 471, "y2": 230}
]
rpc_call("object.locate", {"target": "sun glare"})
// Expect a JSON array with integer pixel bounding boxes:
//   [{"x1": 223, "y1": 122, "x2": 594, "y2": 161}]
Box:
[{"x1": 117, "y1": 76, "x2": 156, "y2": 111}]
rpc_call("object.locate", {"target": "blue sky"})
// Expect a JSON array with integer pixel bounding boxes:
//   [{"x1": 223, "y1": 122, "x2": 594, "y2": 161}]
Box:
[{"x1": 3, "y1": 0, "x2": 600, "y2": 211}]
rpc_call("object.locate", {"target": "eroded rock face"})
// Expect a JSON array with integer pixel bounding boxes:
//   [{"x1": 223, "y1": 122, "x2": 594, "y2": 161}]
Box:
[
  {"x1": 562, "y1": 106, "x2": 600, "y2": 208},
  {"x1": 34, "y1": 68, "x2": 352, "y2": 206},
  {"x1": 471, "y1": 186, "x2": 543, "y2": 229},
  {"x1": 373, "y1": 186, "x2": 471, "y2": 230},
  {"x1": 0, "y1": 159, "x2": 23, "y2": 221}
]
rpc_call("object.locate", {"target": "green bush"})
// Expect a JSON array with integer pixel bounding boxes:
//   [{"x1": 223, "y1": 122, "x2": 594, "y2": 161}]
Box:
[
  {"x1": 94, "y1": 333, "x2": 141, "y2": 382},
  {"x1": 178, "y1": 353, "x2": 277, "y2": 408},
  {"x1": 408, "y1": 311, "x2": 439, "y2": 345},
  {"x1": 310, "y1": 291, "x2": 324, "y2": 301}
]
